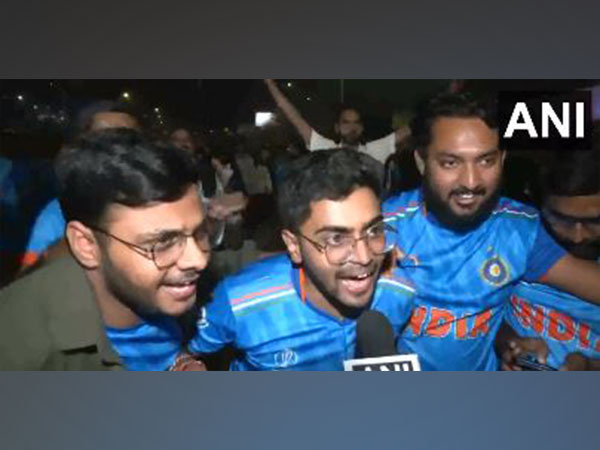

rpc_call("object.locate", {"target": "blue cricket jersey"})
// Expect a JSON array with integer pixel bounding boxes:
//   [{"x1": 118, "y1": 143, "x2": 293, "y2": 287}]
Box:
[
  {"x1": 383, "y1": 188, "x2": 567, "y2": 371},
  {"x1": 105, "y1": 316, "x2": 183, "y2": 371},
  {"x1": 188, "y1": 254, "x2": 415, "y2": 370},
  {"x1": 506, "y1": 280, "x2": 600, "y2": 369}
]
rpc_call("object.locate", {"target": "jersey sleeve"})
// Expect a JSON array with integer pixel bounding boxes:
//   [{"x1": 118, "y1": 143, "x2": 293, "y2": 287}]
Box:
[
  {"x1": 188, "y1": 281, "x2": 237, "y2": 354},
  {"x1": 25, "y1": 199, "x2": 66, "y2": 253},
  {"x1": 523, "y1": 221, "x2": 568, "y2": 281},
  {"x1": 309, "y1": 130, "x2": 337, "y2": 151}
]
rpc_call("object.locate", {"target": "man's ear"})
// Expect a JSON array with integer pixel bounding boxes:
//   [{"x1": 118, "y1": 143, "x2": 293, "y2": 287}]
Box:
[
  {"x1": 414, "y1": 149, "x2": 426, "y2": 176},
  {"x1": 281, "y1": 229, "x2": 302, "y2": 265},
  {"x1": 65, "y1": 221, "x2": 101, "y2": 269}
]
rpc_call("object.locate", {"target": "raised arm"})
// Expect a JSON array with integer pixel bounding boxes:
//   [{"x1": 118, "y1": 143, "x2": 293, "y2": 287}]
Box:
[{"x1": 264, "y1": 79, "x2": 312, "y2": 146}]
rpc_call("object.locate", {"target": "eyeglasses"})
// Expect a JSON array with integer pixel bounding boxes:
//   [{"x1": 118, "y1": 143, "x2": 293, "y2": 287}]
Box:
[
  {"x1": 88, "y1": 221, "x2": 212, "y2": 269},
  {"x1": 298, "y1": 218, "x2": 397, "y2": 265},
  {"x1": 543, "y1": 208, "x2": 600, "y2": 233}
]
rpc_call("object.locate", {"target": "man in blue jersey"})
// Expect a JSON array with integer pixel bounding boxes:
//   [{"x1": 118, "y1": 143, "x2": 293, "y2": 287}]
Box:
[
  {"x1": 0, "y1": 129, "x2": 210, "y2": 370},
  {"x1": 189, "y1": 149, "x2": 415, "y2": 370},
  {"x1": 497, "y1": 147, "x2": 600, "y2": 371},
  {"x1": 383, "y1": 93, "x2": 600, "y2": 371}
]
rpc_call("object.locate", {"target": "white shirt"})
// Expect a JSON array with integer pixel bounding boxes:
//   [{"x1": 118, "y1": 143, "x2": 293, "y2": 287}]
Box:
[{"x1": 308, "y1": 130, "x2": 396, "y2": 164}]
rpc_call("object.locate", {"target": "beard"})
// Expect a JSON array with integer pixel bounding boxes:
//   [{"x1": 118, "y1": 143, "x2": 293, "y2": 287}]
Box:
[
  {"x1": 542, "y1": 219, "x2": 600, "y2": 261},
  {"x1": 562, "y1": 240, "x2": 600, "y2": 261},
  {"x1": 423, "y1": 177, "x2": 501, "y2": 233},
  {"x1": 300, "y1": 252, "x2": 381, "y2": 320},
  {"x1": 101, "y1": 254, "x2": 164, "y2": 320}
]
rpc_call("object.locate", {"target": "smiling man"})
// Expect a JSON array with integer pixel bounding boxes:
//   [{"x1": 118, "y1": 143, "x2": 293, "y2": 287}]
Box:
[
  {"x1": 0, "y1": 129, "x2": 210, "y2": 370},
  {"x1": 383, "y1": 93, "x2": 600, "y2": 371},
  {"x1": 188, "y1": 149, "x2": 415, "y2": 370}
]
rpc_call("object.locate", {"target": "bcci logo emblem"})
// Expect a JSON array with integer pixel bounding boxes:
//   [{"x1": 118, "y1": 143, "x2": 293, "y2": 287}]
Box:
[
  {"x1": 274, "y1": 348, "x2": 298, "y2": 368},
  {"x1": 480, "y1": 256, "x2": 510, "y2": 286}
]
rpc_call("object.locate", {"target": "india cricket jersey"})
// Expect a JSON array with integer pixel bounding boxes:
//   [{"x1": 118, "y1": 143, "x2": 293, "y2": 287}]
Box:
[
  {"x1": 105, "y1": 316, "x2": 183, "y2": 371},
  {"x1": 188, "y1": 254, "x2": 415, "y2": 370},
  {"x1": 383, "y1": 188, "x2": 567, "y2": 371},
  {"x1": 506, "y1": 280, "x2": 600, "y2": 369}
]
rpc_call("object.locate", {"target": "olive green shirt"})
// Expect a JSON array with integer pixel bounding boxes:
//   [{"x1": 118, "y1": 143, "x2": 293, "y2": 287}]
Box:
[{"x1": 0, "y1": 256, "x2": 124, "y2": 370}]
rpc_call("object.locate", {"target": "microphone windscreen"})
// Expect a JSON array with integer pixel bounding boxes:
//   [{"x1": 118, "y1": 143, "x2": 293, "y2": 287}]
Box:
[{"x1": 355, "y1": 310, "x2": 397, "y2": 358}]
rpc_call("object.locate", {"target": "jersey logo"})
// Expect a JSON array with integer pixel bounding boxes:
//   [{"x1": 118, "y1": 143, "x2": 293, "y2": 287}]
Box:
[
  {"x1": 274, "y1": 348, "x2": 298, "y2": 368},
  {"x1": 197, "y1": 306, "x2": 209, "y2": 329},
  {"x1": 480, "y1": 256, "x2": 510, "y2": 286}
]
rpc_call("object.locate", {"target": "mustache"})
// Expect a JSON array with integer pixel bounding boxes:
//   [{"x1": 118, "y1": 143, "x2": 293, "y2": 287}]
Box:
[
  {"x1": 162, "y1": 271, "x2": 200, "y2": 285},
  {"x1": 336, "y1": 262, "x2": 378, "y2": 278}
]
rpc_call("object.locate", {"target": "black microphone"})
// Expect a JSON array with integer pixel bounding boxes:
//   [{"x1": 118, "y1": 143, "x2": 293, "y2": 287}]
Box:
[
  {"x1": 344, "y1": 310, "x2": 421, "y2": 371},
  {"x1": 355, "y1": 310, "x2": 397, "y2": 358}
]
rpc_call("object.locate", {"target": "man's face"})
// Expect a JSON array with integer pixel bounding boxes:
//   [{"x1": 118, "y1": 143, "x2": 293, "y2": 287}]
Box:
[
  {"x1": 335, "y1": 109, "x2": 364, "y2": 146},
  {"x1": 170, "y1": 129, "x2": 195, "y2": 152},
  {"x1": 292, "y1": 187, "x2": 385, "y2": 315},
  {"x1": 90, "y1": 112, "x2": 140, "y2": 131},
  {"x1": 417, "y1": 117, "x2": 505, "y2": 230},
  {"x1": 98, "y1": 185, "x2": 210, "y2": 318},
  {"x1": 543, "y1": 193, "x2": 600, "y2": 260}
]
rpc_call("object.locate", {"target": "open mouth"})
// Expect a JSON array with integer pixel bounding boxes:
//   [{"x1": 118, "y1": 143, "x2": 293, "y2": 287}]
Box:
[
  {"x1": 161, "y1": 278, "x2": 198, "y2": 301},
  {"x1": 453, "y1": 192, "x2": 481, "y2": 208},
  {"x1": 338, "y1": 271, "x2": 375, "y2": 295}
]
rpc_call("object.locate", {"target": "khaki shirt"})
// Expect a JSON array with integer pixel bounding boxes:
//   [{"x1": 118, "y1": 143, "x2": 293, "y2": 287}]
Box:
[{"x1": 0, "y1": 256, "x2": 124, "y2": 370}]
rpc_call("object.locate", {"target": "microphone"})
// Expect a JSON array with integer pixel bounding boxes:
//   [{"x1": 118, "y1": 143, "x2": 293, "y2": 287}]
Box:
[
  {"x1": 356, "y1": 309, "x2": 397, "y2": 358},
  {"x1": 344, "y1": 310, "x2": 421, "y2": 371}
]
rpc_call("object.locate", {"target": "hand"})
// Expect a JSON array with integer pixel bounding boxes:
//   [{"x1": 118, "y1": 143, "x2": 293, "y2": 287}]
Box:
[
  {"x1": 560, "y1": 352, "x2": 590, "y2": 371},
  {"x1": 207, "y1": 193, "x2": 247, "y2": 220},
  {"x1": 169, "y1": 353, "x2": 207, "y2": 371},
  {"x1": 500, "y1": 336, "x2": 549, "y2": 371}
]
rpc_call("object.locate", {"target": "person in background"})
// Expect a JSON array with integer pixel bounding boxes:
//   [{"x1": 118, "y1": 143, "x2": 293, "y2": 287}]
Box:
[
  {"x1": 20, "y1": 102, "x2": 141, "y2": 272},
  {"x1": 497, "y1": 144, "x2": 600, "y2": 371},
  {"x1": 264, "y1": 79, "x2": 410, "y2": 166}
]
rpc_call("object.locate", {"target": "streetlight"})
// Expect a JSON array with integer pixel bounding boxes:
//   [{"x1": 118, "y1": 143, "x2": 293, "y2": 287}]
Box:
[
  {"x1": 17, "y1": 95, "x2": 24, "y2": 101},
  {"x1": 121, "y1": 92, "x2": 131, "y2": 100}
]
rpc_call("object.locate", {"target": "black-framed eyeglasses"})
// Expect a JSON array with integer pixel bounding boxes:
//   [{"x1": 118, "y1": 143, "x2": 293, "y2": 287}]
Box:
[
  {"x1": 543, "y1": 207, "x2": 600, "y2": 232},
  {"x1": 88, "y1": 221, "x2": 212, "y2": 270},
  {"x1": 298, "y1": 217, "x2": 398, "y2": 265}
]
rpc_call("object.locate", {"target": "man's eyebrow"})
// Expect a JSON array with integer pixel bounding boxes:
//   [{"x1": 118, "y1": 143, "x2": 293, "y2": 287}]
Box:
[
  {"x1": 361, "y1": 215, "x2": 384, "y2": 231},
  {"x1": 435, "y1": 151, "x2": 462, "y2": 159},
  {"x1": 137, "y1": 229, "x2": 180, "y2": 243},
  {"x1": 314, "y1": 226, "x2": 352, "y2": 235},
  {"x1": 314, "y1": 216, "x2": 383, "y2": 235},
  {"x1": 477, "y1": 149, "x2": 500, "y2": 159},
  {"x1": 136, "y1": 219, "x2": 208, "y2": 243},
  {"x1": 549, "y1": 209, "x2": 600, "y2": 221}
]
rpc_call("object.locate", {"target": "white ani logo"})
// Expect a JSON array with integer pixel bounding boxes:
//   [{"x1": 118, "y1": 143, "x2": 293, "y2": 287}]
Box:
[
  {"x1": 274, "y1": 348, "x2": 298, "y2": 368},
  {"x1": 504, "y1": 101, "x2": 585, "y2": 139}
]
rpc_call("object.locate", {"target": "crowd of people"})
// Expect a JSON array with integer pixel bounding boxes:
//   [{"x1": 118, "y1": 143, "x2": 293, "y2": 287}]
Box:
[{"x1": 0, "y1": 80, "x2": 599, "y2": 371}]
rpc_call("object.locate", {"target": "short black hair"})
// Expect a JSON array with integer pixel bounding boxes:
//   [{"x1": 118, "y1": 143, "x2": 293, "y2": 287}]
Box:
[
  {"x1": 75, "y1": 100, "x2": 139, "y2": 133},
  {"x1": 277, "y1": 148, "x2": 382, "y2": 231},
  {"x1": 540, "y1": 125, "x2": 600, "y2": 197},
  {"x1": 55, "y1": 128, "x2": 199, "y2": 226},
  {"x1": 411, "y1": 92, "x2": 497, "y2": 153}
]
